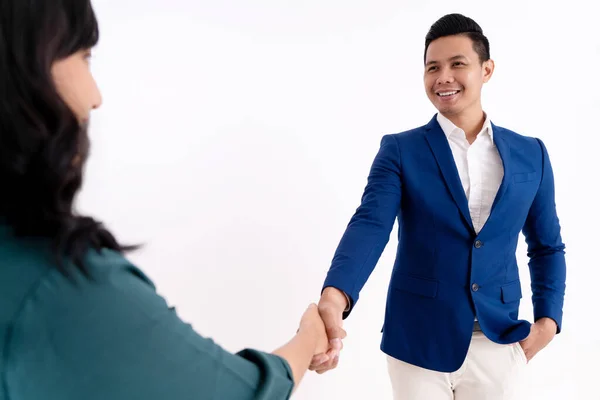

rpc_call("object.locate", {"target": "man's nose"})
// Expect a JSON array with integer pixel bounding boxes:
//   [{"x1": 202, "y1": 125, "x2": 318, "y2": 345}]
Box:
[{"x1": 436, "y1": 67, "x2": 455, "y2": 85}]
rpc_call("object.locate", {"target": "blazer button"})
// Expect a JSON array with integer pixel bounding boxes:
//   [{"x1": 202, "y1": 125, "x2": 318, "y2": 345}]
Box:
[
  {"x1": 474, "y1": 240, "x2": 483, "y2": 248},
  {"x1": 472, "y1": 283, "x2": 480, "y2": 292}
]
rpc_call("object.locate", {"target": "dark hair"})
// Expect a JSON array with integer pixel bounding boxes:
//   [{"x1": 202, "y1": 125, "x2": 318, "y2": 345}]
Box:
[
  {"x1": 424, "y1": 13, "x2": 490, "y2": 64},
  {"x1": 0, "y1": 0, "x2": 135, "y2": 274}
]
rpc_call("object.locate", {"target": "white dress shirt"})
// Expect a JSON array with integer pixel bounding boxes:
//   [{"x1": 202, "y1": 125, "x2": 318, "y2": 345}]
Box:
[
  {"x1": 342, "y1": 113, "x2": 504, "y2": 314},
  {"x1": 436, "y1": 112, "x2": 504, "y2": 234}
]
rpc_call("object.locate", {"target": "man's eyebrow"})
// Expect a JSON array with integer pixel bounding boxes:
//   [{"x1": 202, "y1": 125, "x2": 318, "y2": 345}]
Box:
[{"x1": 425, "y1": 55, "x2": 468, "y2": 66}]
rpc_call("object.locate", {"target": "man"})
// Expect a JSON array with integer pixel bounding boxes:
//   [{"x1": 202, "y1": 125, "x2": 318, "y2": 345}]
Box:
[{"x1": 310, "y1": 13, "x2": 566, "y2": 400}]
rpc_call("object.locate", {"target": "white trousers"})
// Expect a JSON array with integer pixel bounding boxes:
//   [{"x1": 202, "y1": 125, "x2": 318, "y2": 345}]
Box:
[{"x1": 386, "y1": 331, "x2": 527, "y2": 400}]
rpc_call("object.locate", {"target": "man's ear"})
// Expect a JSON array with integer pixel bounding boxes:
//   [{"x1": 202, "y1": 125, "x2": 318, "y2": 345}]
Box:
[{"x1": 482, "y1": 59, "x2": 495, "y2": 83}]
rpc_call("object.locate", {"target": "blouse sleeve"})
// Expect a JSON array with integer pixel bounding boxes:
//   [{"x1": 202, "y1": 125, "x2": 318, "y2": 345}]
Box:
[{"x1": 5, "y1": 253, "x2": 294, "y2": 400}]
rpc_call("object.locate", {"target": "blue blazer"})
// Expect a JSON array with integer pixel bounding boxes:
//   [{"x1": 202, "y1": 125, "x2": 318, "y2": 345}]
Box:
[{"x1": 322, "y1": 115, "x2": 566, "y2": 373}]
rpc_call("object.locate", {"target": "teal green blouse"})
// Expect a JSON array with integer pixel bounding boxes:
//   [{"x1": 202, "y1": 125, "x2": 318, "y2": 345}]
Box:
[{"x1": 0, "y1": 225, "x2": 294, "y2": 400}]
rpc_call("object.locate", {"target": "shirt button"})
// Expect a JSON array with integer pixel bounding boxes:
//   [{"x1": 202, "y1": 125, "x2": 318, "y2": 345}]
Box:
[
  {"x1": 472, "y1": 283, "x2": 480, "y2": 292},
  {"x1": 474, "y1": 240, "x2": 483, "y2": 248}
]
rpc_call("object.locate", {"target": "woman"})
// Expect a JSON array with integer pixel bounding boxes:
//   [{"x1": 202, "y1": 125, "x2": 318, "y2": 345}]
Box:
[{"x1": 0, "y1": 0, "x2": 329, "y2": 399}]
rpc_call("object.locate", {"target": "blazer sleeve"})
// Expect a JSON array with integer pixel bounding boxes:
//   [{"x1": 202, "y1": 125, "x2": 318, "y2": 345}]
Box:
[
  {"x1": 322, "y1": 134, "x2": 402, "y2": 318},
  {"x1": 521, "y1": 138, "x2": 567, "y2": 333},
  {"x1": 5, "y1": 257, "x2": 294, "y2": 400}
]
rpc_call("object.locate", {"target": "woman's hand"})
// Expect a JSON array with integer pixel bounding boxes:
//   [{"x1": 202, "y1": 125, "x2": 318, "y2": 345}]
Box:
[{"x1": 298, "y1": 303, "x2": 329, "y2": 355}]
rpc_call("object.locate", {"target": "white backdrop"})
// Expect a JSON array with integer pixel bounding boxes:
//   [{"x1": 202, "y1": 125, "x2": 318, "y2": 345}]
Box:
[{"x1": 82, "y1": 1, "x2": 599, "y2": 398}]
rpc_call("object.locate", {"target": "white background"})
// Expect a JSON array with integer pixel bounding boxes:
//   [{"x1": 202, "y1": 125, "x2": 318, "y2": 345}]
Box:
[{"x1": 83, "y1": 0, "x2": 599, "y2": 398}]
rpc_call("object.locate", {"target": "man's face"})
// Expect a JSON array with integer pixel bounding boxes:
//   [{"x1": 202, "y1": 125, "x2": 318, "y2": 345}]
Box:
[{"x1": 423, "y1": 35, "x2": 493, "y2": 116}]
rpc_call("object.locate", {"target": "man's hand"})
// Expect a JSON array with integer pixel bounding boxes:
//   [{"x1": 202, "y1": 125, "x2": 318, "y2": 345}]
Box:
[
  {"x1": 309, "y1": 287, "x2": 348, "y2": 374},
  {"x1": 519, "y1": 317, "x2": 557, "y2": 362}
]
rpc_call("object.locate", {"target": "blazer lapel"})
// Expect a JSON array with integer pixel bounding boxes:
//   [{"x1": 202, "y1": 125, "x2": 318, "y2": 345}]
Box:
[
  {"x1": 423, "y1": 116, "x2": 473, "y2": 231},
  {"x1": 488, "y1": 123, "x2": 512, "y2": 216}
]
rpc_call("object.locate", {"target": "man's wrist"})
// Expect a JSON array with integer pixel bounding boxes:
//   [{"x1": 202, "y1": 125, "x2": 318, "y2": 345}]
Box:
[
  {"x1": 320, "y1": 287, "x2": 349, "y2": 312},
  {"x1": 536, "y1": 317, "x2": 558, "y2": 331}
]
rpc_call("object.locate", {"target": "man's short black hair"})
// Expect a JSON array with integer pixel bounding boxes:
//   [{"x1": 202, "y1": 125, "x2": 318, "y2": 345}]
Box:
[{"x1": 424, "y1": 13, "x2": 490, "y2": 64}]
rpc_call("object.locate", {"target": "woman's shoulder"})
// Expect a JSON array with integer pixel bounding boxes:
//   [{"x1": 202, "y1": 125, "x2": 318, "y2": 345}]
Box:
[
  {"x1": 0, "y1": 229, "x2": 153, "y2": 336},
  {"x1": 81, "y1": 247, "x2": 156, "y2": 289}
]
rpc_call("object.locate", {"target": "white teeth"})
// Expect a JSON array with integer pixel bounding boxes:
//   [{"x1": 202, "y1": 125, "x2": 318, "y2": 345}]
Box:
[{"x1": 438, "y1": 91, "x2": 458, "y2": 97}]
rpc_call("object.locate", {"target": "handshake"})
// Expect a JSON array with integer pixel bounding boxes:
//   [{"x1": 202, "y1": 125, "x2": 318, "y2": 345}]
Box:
[
  {"x1": 273, "y1": 286, "x2": 350, "y2": 389},
  {"x1": 298, "y1": 287, "x2": 349, "y2": 374}
]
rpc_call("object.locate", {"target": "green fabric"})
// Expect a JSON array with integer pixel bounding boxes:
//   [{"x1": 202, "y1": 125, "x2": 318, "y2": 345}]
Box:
[{"x1": 0, "y1": 225, "x2": 293, "y2": 400}]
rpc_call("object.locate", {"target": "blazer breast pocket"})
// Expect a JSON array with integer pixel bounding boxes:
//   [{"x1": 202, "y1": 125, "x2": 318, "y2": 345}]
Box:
[{"x1": 513, "y1": 171, "x2": 537, "y2": 183}]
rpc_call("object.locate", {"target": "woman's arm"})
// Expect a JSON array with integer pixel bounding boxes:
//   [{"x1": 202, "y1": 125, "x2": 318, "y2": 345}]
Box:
[{"x1": 5, "y1": 254, "x2": 326, "y2": 400}]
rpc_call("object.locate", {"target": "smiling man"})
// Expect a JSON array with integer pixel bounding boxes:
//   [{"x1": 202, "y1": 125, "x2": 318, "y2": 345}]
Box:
[{"x1": 311, "y1": 13, "x2": 567, "y2": 400}]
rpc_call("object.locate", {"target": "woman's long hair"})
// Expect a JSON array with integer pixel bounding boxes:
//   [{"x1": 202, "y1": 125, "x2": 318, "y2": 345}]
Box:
[{"x1": 0, "y1": 0, "x2": 135, "y2": 274}]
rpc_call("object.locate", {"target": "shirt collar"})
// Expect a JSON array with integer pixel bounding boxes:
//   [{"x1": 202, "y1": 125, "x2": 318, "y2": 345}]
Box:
[{"x1": 436, "y1": 112, "x2": 493, "y2": 143}]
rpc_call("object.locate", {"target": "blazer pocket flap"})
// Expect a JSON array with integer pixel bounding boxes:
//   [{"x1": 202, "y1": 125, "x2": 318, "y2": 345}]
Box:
[
  {"x1": 501, "y1": 281, "x2": 522, "y2": 303},
  {"x1": 513, "y1": 171, "x2": 537, "y2": 183},
  {"x1": 394, "y1": 275, "x2": 439, "y2": 298}
]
